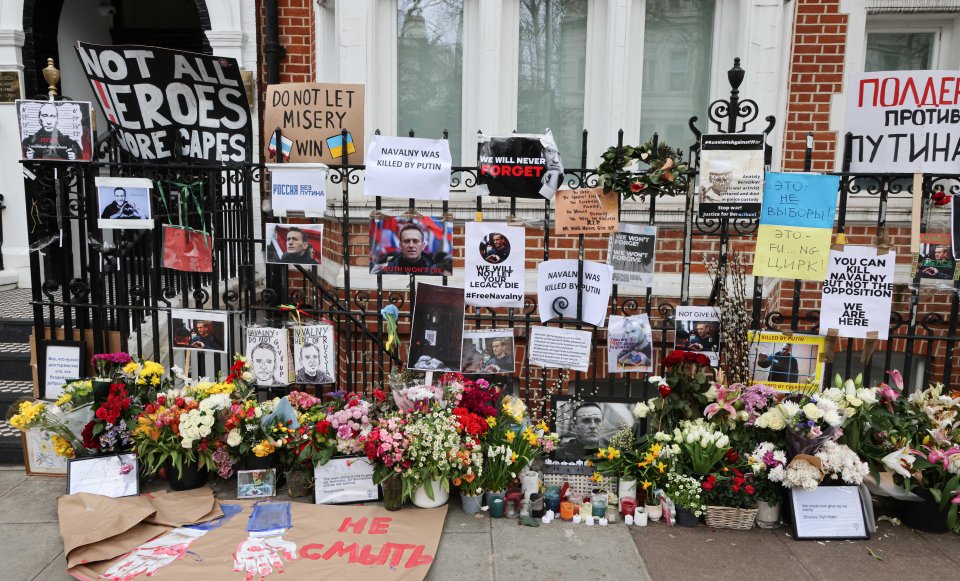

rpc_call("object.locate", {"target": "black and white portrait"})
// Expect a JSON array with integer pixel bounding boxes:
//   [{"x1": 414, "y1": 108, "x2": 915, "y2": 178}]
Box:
[
  {"x1": 245, "y1": 327, "x2": 289, "y2": 387},
  {"x1": 96, "y1": 177, "x2": 153, "y2": 230},
  {"x1": 293, "y1": 325, "x2": 335, "y2": 384},
  {"x1": 553, "y1": 399, "x2": 637, "y2": 461}
]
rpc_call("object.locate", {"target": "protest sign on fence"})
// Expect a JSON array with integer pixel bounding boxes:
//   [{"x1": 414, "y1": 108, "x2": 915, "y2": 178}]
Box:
[
  {"x1": 537, "y1": 260, "x2": 612, "y2": 327},
  {"x1": 263, "y1": 82, "x2": 364, "y2": 164},
  {"x1": 555, "y1": 188, "x2": 618, "y2": 234},
  {"x1": 464, "y1": 222, "x2": 525, "y2": 308},
  {"x1": 753, "y1": 172, "x2": 840, "y2": 281},
  {"x1": 845, "y1": 70, "x2": 960, "y2": 173},
  {"x1": 698, "y1": 133, "x2": 765, "y2": 219},
  {"x1": 529, "y1": 326, "x2": 592, "y2": 372},
  {"x1": 476, "y1": 132, "x2": 564, "y2": 199},
  {"x1": 609, "y1": 225, "x2": 657, "y2": 288},
  {"x1": 608, "y1": 314, "x2": 653, "y2": 373},
  {"x1": 245, "y1": 327, "x2": 289, "y2": 387},
  {"x1": 267, "y1": 164, "x2": 327, "y2": 217},
  {"x1": 75, "y1": 43, "x2": 251, "y2": 163},
  {"x1": 819, "y1": 246, "x2": 895, "y2": 340},
  {"x1": 364, "y1": 135, "x2": 452, "y2": 200}
]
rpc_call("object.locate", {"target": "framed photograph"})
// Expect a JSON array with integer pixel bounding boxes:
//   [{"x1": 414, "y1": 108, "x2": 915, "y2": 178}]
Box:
[
  {"x1": 314, "y1": 456, "x2": 380, "y2": 505},
  {"x1": 21, "y1": 429, "x2": 68, "y2": 476},
  {"x1": 265, "y1": 223, "x2": 323, "y2": 266},
  {"x1": 95, "y1": 177, "x2": 154, "y2": 230},
  {"x1": 369, "y1": 215, "x2": 453, "y2": 276},
  {"x1": 171, "y1": 309, "x2": 228, "y2": 353},
  {"x1": 790, "y1": 486, "x2": 870, "y2": 540},
  {"x1": 16, "y1": 99, "x2": 94, "y2": 161},
  {"x1": 747, "y1": 331, "x2": 825, "y2": 392},
  {"x1": 41, "y1": 340, "x2": 85, "y2": 400},
  {"x1": 67, "y1": 453, "x2": 138, "y2": 497},
  {"x1": 238, "y1": 469, "x2": 277, "y2": 499},
  {"x1": 552, "y1": 397, "x2": 639, "y2": 462}
]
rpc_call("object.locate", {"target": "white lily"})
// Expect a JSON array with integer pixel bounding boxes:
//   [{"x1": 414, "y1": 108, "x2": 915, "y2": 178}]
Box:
[{"x1": 881, "y1": 448, "x2": 915, "y2": 478}]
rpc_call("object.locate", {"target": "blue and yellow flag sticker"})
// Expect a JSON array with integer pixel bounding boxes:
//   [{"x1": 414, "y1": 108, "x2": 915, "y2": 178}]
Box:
[{"x1": 326, "y1": 132, "x2": 356, "y2": 159}]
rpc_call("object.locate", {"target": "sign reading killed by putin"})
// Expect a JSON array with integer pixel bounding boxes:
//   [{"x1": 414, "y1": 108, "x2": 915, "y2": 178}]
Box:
[
  {"x1": 464, "y1": 222, "x2": 525, "y2": 308},
  {"x1": 75, "y1": 43, "x2": 251, "y2": 163},
  {"x1": 476, "y1": 132, "x2": 565, "y2": 200},
  {"x1": 263, "y1": 83, "x2": 365, "y2": 164},
  {"x1": 846, "y1": 71, "x2": 960, "y2": 173}
]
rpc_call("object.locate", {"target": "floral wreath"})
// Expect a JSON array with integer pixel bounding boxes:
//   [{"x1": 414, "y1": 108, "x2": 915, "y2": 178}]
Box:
[{"x1": 597, "y1": 140, "x2": 690, "y2": 201}]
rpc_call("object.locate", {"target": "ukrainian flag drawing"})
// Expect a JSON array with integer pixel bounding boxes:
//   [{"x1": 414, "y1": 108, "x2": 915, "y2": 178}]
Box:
[{"x1": 326, "y1": 132, "x2": 356, "y2": 159}]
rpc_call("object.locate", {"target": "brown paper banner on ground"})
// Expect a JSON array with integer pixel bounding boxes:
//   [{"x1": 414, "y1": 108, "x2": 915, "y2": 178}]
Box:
[
  {"x1": 58, "y1": 493, "x2": 158, "y2": 558},
  {"x1": 69, "y1": 501, "x2": 447, "y2": 581},
  {"x1": 555, "y1": 188, "x2": 619, "y2": 234},
  {"x1": 67, "y1": 523, "x2": 171, "y2": 569},
  {"x1": 143, "y1": 488, "x2": 220, "y2": 526},
  {"x1": 263, "y1": 83, "x2": 365, "y2": 164}
]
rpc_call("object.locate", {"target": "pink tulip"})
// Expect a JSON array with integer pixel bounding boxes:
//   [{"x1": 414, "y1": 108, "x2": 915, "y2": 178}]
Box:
[{"x1": 886, "y1": 369, "x2": 904, "y2": 390}]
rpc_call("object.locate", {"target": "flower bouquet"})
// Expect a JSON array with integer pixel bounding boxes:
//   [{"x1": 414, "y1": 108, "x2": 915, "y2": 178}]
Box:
[
  {"x1": 223, "y1": 397, "x2": 285, "y2": 470},
  {"x1": 91, "y1": 352, "x2": 133, "y2": 405},
  {"x1": 82, "y1": 382, "x2": 139, "y2": 455},
  {"x1": 755, "y1": 395, "x2": 844, "y2": 458},
  {"x1": 671, "y1": 419, "x2": 730, "y2": 474},
  {"x1": 481, "y1": 396, "x2": 554, "y2": 495},
  {"x1": 361, "y1": 414, "x2": 410, "y2": 510},
  {"x1": 663, "y1": 472, "x2": 706, "y2": 526},
  {"x1": 654, "y1": 351, "x2": 714, "y2": 429},
  {"x1": 8, "y1": 398, "x2": 89, "y2": 459},
  {"x1": 746, "y1": 442, "x2": 788, "y2": 509},
  {"x1": 401, "y1": 407, "x2": 473, "y2": 505}
]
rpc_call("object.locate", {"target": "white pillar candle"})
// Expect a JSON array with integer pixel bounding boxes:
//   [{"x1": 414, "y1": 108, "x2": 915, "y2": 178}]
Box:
[
  {"x1": 599, "y1": 518, "x2": 608, "y2": 526},
  {"x1": 625, "y1": 514, "x2": 634, "y2": 526},
  {"x1": 572, "y1": 514, "x2": 581, "y2": 524},
  {"x1": 585, "y1": 516, "x2": 594, "y2": 526},
  {"x1": 542, "y1": 515, "x2": 551, "y2": 524}
]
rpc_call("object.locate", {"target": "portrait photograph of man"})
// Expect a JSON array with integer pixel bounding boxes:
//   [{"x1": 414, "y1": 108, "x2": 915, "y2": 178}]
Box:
[
  {"x1": 553, "y1": 400, "x2": 637, "y2": 461},
  {"x1": 17, "y1": 99, "x2": 93, "y2": 161},
  {"x1": 171, "y1": 310, "x2": 228, "y2": 353},
  {"x1": 369, "y1": 215, "x2": 453, "y2": 276},
  {"x1": 265, "y1": 223, "x2": 323, "y2": 266},
  {"x1": 747, "y1": 332, "x2": 825, "y2": 391},
  {"x1": 96, "y1": 177, "x2": 154, "y2": 230},
  {"x1": 460, "y1": 329, "x2": 516, "y2": 374},
  {"x1": 245, "y1": 328, "x2": 289, "y2": 387}
]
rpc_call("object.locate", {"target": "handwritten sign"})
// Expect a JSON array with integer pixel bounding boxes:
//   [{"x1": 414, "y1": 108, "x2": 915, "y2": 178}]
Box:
[
  {"x1": 820, "y1": 246, "x2": 895, "y2": 339},
  {"x1": 753, "y1": 172, "x2": 840, "y2": 281},
  {"x1": 263, "y1": 83, "x2": 364, "y2": 164},
  {"x1": 314, "y1": 457, "x2": 379, "y2": 505},
  {"x1": 790, "y1": 486, "x2": 869, "y2": 540},
  {"x1": 555, "y1": 188, "x2": 618, "y2": 234},
  {"x1": 43, "y1": 342, "x2": 84, "y2": 400},
  {"x1": 364, "y1": 135, "x2": 452, "y2": 200},
  {"x1": 529, "y1": 326, "x2": 592, "y2": 372},
  {"x1": 537, "y1": 259, "x2": 613, "y2": 327},
  {"x1": 846, "y1": 71, "x2": 960, "y2": 173}
]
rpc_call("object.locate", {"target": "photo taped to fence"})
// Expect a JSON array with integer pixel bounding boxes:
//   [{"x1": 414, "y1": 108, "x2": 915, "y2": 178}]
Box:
[
  {"x1": 265, "y1": 223, "x2": 323, "y2": 266},
  {"x1": 95, "y1": 177, "x2": 154, "y2": 230},
  {"x1": 369, "y1": 215, "x2": 453, "y2": 276},
  {"x1": 16, "y1": 99, "x2": 94, "y2": 161},
  {"x1": 461, "y1": 329, "x2": 516, "y2": 374},
  {"x1": 171, "y1": 309, "x2": 228, "y2": 353}
]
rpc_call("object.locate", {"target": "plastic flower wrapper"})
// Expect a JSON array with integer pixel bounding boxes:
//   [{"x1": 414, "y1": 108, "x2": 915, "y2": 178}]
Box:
[
  {"x1": 774, "y1": 454, "x2": 824, "y2": 490},
  {"x1": 7, "y1": 397, "x2": 92, "y2": 457},
  {"x1": 393, "y1": 384, "x2": 445, "y2": 412}
]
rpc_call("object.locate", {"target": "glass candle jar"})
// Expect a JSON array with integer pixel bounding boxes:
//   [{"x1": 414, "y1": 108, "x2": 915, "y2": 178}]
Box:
[
  {"x1": 591, "y1": 493, "x2": 607, "y2": 518},
  {"x1": 559, "y1": 501, "x2": 575, "y2": 521},
  {"x1": 544, "y1": 486, "x2": 561, "y2": 512}
]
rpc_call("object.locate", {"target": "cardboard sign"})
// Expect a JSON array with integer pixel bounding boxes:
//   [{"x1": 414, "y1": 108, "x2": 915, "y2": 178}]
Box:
[
  {"x1": 476, "y1": 132, "x2": 564, "y2": 199},
  {"x1": 314, "y1": 457, "x2": 380, "y2": 505},
  {"x1": 68, "y1": 501, "x2": 448, "y2": 580},
  {"x1": 753, "y1": 172, "x2": 840, "y2": 281},
  {"x1": 16, "y1": 99, "x2": 94, "y2": 161},
  {"x1": 263, "y1": 83, "x2": 364, "y2": 164},
  {"x1": 820, "y1": 246, "x2": 895, "y2": 339},
  {"x1": 747, "y1": 331, "x2": 825, "y2": 392},
  {"x1": 609, "y1": 225, "x2": 657, "y2": 288},
  {"x1": 267, "y1": 164, "x2": 328, "y2": 217},
  {"x1": 698, "y1": 133, "x2": 765, "y2": 219},
  {"x1": 608, "y1": 314, "x2": 653, "y2": 373},
  {"x1": 364, "y1": 135, "x2": 452, "y2": 200},
  {"x1": 790, "y1": 486, "x2": 869, "y2": 540},
  {"x1": 537, "y1": 259, "x2": 613, "y2": 327},
  {"x1": 464, "y1": 222, "x2": 525, "y2": 308},
  {"x1": 246, "y1": 327, "x2": 289, "y2": 387},
  {"x1": 674, "y1": 306, "x2": 721, "y2": 366},
  {"x1": 555, "y1": 188, "x2": 618, "y2": 234},
  {"x1": 529, "y1": 326, "x2": 592, "y2": 372},
  {"x1": 75, "y1": 43, "x2": 251, "y2": 163},
  {"x1": 845, "y1": 70, "x2": 960, "y2": 173}
]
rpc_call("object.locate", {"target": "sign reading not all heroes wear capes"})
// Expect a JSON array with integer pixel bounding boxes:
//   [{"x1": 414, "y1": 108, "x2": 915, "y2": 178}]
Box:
[
  {"x1": 75, "y1": 43, "x2": 251, "y2": 163},
  {"x1": 464, "y1": 222, "x2": 525, "y2": 308}
]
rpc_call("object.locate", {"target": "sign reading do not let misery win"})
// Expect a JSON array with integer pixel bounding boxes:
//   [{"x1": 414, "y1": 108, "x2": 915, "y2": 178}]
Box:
[
  {"x1": 264, "y1": 83, "x2": 365, "y2": 164},
  {"x1": 75, "y1": 43, "x2": 251, "y2": 163}
]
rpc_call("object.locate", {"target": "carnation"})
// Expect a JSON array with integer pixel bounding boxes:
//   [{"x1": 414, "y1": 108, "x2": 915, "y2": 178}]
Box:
[
  {"x1": 782, "y1": 457, "x2": 822, "y2": 490},
  {"x1": 815, "y1": 441, "x2": 869, "y2": 484}
]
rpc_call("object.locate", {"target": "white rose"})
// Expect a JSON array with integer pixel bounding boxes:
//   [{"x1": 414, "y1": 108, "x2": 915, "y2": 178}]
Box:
[
  {"x1": 633, "y1": 402, "x2": 650, "y2": 419},
  {"x1": 227, "y1": 429, "x2": 242, "y2": 447},
  {"x1": 254, "y1": 407, "x2": 263, "y2": 418},
  {"x1": 242, "y1": 371, "x2": 253, "y2": 382},
  {"x1": 181, "y1": 438, "x2": 194, "y2": 449},
  {"x1": 803, "y1": 402, "x2": 824, "y2": 420},
  {"x1": 201, "y1": 415, "x2": 215, "y2": 427},
  {"x1": 823, "y1": 409, "x2": 842, "y2": 427},
  {"x1": 198, "y1": 425, "x2": 211, "y2": 438}
]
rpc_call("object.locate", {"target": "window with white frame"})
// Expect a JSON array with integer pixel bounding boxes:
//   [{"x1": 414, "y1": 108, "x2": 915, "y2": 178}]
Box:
[
  {"x1": 639, "y1": 0, "x2": 716, "y2": 151},
  {"x1": 516, "y1": 0, "x2": 588, "y2": 163},
  {"x1": 865, "y1": 32, "x2": 936, "y2": 71},
  {"x1": 397, "y1": 0, "x2": 464, "y2": 164}
]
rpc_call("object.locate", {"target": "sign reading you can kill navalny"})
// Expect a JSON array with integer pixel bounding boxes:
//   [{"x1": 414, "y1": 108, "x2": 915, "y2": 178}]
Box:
[{"x1": 75, "y1": 43, "x2": 251, "y2": 163}]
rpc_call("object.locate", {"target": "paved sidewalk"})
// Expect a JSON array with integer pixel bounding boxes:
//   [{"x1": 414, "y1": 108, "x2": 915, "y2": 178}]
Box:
[{"x1": 3, "y1": 462, "x2": 959, "y2": 581}]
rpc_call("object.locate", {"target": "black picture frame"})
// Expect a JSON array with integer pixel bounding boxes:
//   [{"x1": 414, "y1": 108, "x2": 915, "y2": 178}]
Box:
[
  {"x1": 40, "y1": 340, "x2": 86, "y2": 400},
  {"x1": 313, "y1": 455, "x2": 382, "y2": 505},
  {"x1": 788, "y1": 485, "x2": 871, "y2": 541},
  {"x1": 551, "y1": 395, "x2": 643, "y2": 462},
  {"x1": 67, "y1": 452, "x2": 139, "y2": 498}
]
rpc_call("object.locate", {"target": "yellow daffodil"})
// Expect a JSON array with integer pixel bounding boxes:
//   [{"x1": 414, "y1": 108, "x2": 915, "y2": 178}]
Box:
[
  {"x1": 51, "y1": 435, "x2": 75, "y2": 458},
  {"x1": 642, "y1": 480, "x2": 652, "y2": 491},
  {"x1": 656, "y1": 461, "x2": 666, "y2": 474},
  {"x1": 644, "y1": 452, "x2": 655, "y2": 464},
  {"x1": 596, "y1": 450, "x2": 606, "y2": 459},
  {"x1": 505, "y1": 430, "x2": 516, "y2": 443},
  {"x1": 536, "y1": 420, "x2": 549, "y2": 432},
  {"x1": 637, "y1": 460, "x2": 649, "y2": 468},
  {"x1": 510, "y1": 452, "x2": 519, "y2": 463},
  {"x1": 591, "y1": 472, "x2": 604, "y2": 483},
  {"x1": 54, "y1": 393, "x2": 72, "y2": 407},
  {"x1": 486, "y1": 417, "x2": 497, "y2": 428},
  {"x1": 650, "y1": 443, "x2": 663, "y2": 457}
]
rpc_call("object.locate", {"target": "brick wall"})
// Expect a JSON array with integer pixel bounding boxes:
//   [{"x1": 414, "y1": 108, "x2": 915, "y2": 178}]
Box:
[{"x1": 781, "y1": 0, "x2": 849, "y2": 171}]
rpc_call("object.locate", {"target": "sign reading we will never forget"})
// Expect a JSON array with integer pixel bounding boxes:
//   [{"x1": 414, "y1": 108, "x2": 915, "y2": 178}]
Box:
[
  {"x1": 846, "y1": 71, "x2": 960, "y2": 173},
  {"x1": 75, "y1": 43, "x2": 251, "y2": 163},
  {"x1": 752, "y1": 172, "x2": 840, "y2": 281}
]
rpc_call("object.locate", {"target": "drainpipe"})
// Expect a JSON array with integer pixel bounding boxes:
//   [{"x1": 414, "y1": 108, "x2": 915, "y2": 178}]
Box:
[{"x1": 264, "y1": 0, "x2": 285, "y2": 84}]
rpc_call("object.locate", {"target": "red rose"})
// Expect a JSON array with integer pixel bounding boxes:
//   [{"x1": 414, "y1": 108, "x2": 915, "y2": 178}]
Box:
[
  {"x1": 745, "y1": 485, "x2": 755, "y2": 495},
  {"x1": 725, "y1": 449, "x2": 739, "y2": 462},
  {"x1": 663, "y1": 350, "x2": 685, "y2": 367},
  {"x1": 658, "y1": 384, "x2": 671, "y2": 398},
  {"x1": 317, "y1": 420, "x2": 331, "y2": 435},
  {"x1": 373, "y1": 388, "x2": 386, "y2": 402},
  {"x1": 95, "y1": 407, "x2": 107, "y2": 420},
  {"x1": 732, "y1": 485, "x2": 740, "y2": 493},
  {"x1": 629, "y1": 181, "x2": 645, "y2": 193},
  {"x1": 702, "y1": 481, "x2": 714, "y2": 491}
]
